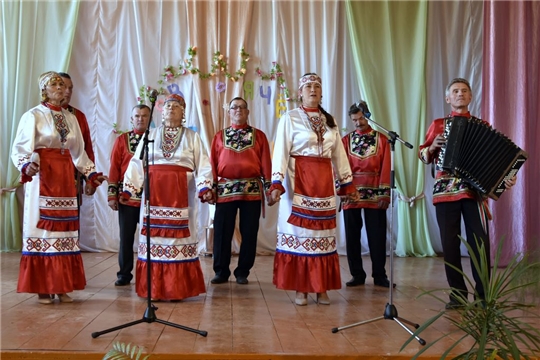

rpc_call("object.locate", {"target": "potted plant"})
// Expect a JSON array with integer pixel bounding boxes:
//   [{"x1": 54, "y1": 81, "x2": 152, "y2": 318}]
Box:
[
  {"x1": 401, "y1": 237, "x2": 540, "y2": 359},
  {"x1": 102, "y1": 342, "x2": 150, "y2": 360}
]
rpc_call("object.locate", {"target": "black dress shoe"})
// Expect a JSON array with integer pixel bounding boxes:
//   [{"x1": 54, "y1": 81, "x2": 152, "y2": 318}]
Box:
[
  {"x1": 374, "y1": 278, "x2": 396, "y2": 288},
  {"x1": 236, "y1": 277, "x2": 248, "y2": 285},
  {"x1": 346, "y1": 277, "x2": 365, "y2": 287},
  {"x1": 210, "y1": 275, "x2": 228, "y2": 284},
  {"x1": 114, "y1": 279, "x2": 130, "y2": 286}
]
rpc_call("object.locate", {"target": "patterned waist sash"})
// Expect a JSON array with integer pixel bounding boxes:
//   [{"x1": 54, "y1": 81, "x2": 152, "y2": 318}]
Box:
[
  {"x1": 216, "y1": 177, "x2": 266, "y2": 217},
  {"x1": 216, "y1": 177, "x2": 263, "y2": 201},
  {"x1": 287, "y1": 156, "x2": 336, "y2": 230},
  {"x1": 35, "y1": 148, "x2": 78, "y2": 231},
  {"x1": 142, "y1": 164, "x2": 191, "y2": 238}
]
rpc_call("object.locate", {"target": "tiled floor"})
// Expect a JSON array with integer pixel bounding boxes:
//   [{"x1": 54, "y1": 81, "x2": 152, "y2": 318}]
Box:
[{"x1": 1, "y1": 252, "x2": 538, "y2": 359}]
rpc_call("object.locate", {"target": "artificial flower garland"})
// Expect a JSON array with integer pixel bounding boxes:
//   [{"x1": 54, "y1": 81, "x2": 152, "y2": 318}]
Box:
[
  {"x1": 137, "y1": 46, "x2": 296, "y2": 104},
  {"x1": 255, "y1": 62, "x2": 298, "y2": 102},
  {"x1": 159, "y1": 46, "x2": 250, "y2": 83}
]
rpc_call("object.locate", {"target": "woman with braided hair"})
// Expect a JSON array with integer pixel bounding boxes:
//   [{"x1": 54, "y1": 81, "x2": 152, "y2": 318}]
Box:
[{"x1": 269, "y1": 73, "x2": 359, "y2": 306}]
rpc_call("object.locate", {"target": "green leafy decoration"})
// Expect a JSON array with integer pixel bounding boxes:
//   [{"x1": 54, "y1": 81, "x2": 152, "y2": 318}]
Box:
[
  {"x1": 112, "y1": 122, "x2": 131, "y2": 135},
  {"x1": 401, "y1": 237, "x2": 540, "y2": 359},
  {"x1": 156, "y1": 46, "x2": 250, "y2": 82},
  {"x1": 102, "y1": 341, "x2": 150, "y2": 360},
  {"x1": 140, "y1": 47, "x2": 297, "y2": 105},
  {"x1": 255, "y1": 62, "x2": 297, "y2": 102},
  {"x1": 137, "y1": 85, "x2": 166, "y2": 105}
]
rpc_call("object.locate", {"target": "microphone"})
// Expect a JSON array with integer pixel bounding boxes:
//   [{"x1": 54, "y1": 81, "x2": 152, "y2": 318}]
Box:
[
  {"x1": 148, "y1": 89, "x2": 159, "y2": 103},
  {"x1": 356, "y1": 101, "x2": 371, "y2": 119}
]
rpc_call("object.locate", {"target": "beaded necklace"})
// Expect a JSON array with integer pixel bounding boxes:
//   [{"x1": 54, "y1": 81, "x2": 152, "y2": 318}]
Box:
[
  {"x1": 161, "y1": 126, "x2": 185, "y2": 159},
  {"x1": 301, "y1": 106, "x2": 326, "y2": 156},
  {"x1": 44, "y1": 102, "x2": 70, "y2": 154}
]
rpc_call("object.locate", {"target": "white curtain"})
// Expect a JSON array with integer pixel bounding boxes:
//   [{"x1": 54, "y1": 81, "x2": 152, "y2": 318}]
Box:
[
  {"x1": 69, "y1": 1, "x2": 362, "y2": 253},
  {"x1": 3, "y1": 1, "x2": 498, "y2": 257}
]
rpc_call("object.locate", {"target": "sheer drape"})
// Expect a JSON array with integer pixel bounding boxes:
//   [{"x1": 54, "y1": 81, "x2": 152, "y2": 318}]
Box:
[
  {"x1": 346, "y1": 1, "x2": 436, "y2": 257},
  {"x1": 482, "y1": 1, "x2": 540, "y2": 264},
  {"x1": 185, "y1": 1, "x2": 256, "y2": 254},
  {"x1": 2, "y1": 1, "x2": 538, "y2": 261},
  {"x1": 423, "y1": 0, "x2": 484, "y2": 256},
  {"x1": 12, "y1": 1, "x2": 360, "y2": 253},
  {"x1": 71, "y1": 1, "x2": 213, "y2": 251}
]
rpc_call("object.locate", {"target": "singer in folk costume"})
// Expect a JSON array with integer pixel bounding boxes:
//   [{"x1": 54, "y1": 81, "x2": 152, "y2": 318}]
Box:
[
  {"x1": 341, "y1": 101, "x2": 392, "y2": 289},
  {"x1": 59, "y1": 72, "x2": 96, "y2": 200},
  {"x1": 269, "y1": 73, "x2": 359, "y2": 306},
  {"x1": 418, "y1": 78, "x2": 517, "y2": 310},
  {"x1": 209, "y1": 96, "x2": 274, "y2": 286},
  {"x1": 108, "y1": 104, "x2": 151, "y2": 287},
  {"x1": 11, "y1": 71, "x2": 107, "y2": 305},
  {"x1": 122, "y1": 94, "x2": 214, "y2": 301}
]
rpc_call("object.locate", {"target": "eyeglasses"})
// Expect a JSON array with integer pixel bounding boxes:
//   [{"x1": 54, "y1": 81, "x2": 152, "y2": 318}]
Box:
[{"x1": 230, "y1": 105, "x2": 248, "y2": 110}]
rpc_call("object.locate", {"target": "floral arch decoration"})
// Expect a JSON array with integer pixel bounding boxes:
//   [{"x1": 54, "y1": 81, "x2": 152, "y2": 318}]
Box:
[
  {"x1": 116, "y1": 47, "x2": 296, "y2": 135},
  {"x1": 137, "y1": 46, "x2": 297, "y2": 113}
]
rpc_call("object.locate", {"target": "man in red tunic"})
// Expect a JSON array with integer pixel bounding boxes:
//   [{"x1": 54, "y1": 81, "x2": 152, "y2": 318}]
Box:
[
  {"x1": 59, "y1": 72, "x2": 95, "y2": 198},
  {"x1": 341, "y1": 101, "x2": 392, "y2": 288},
  {"x1": 108, "y1": 104, "x2": 151, "y2": 286},
  {"x1": 209, "y1": 97, "x2": 274, "y2": 285},
  {"x1": 418, "y1": 78, "x2": 516, "y2": 309}
]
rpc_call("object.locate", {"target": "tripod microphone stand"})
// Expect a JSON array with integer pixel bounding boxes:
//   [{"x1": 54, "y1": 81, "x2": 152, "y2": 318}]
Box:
[
  {"x1": 331, "y1": 115, "x2": 425, "y2": 346},
  {"x1": 92, "y1": 91, "x2": 207, "y2": 338}
]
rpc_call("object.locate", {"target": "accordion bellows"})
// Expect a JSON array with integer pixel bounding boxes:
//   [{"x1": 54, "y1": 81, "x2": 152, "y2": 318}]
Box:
[{"x1": 436, "y1": 116, "x2": 528, "y2": 200}]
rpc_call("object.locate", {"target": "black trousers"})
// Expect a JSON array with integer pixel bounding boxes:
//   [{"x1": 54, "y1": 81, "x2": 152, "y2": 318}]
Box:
[
  {"x1": 343, "y1": 208, "x2": 388, "y2": 281},
  {"x1": 213, "y1": 200, "x2": 261, "y2": 279},
  {"x1": 117, "y1": 203, "x2": 140, "y2": 282},
  {"x1": 435, "y1": 199, "x2": 490, "y2": 302}
]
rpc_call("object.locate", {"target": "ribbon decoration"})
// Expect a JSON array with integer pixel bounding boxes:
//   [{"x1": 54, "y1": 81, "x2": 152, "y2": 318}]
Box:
[{"x1": 397, "y1": 192, "x2": 425, "y2": 208}]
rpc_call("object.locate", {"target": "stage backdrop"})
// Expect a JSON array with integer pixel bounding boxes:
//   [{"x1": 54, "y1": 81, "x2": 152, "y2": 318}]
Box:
[{"x1": 1, "y1": 1, "x2": 538, "y2": 265}]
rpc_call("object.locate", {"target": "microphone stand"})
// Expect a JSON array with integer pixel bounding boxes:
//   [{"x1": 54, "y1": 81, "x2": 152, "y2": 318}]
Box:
[
  {"x1": 92, "y1": 93, "x2": 207, "y2": 338},
  {"x1": 331, "y1": 116, "x2": 425, "y2": 346}
]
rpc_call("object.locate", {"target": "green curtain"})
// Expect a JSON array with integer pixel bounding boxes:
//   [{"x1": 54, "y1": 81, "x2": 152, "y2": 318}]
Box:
[
  {"x1": 345, "y1": 1, "x2": 435, "y2": 256},
  {"x1": 0, "y1": 1, "x2": 79, "y2": 251}
]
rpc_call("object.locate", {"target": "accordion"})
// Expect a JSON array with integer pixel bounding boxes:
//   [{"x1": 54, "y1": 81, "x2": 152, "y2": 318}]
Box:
[{"x1": 436, "y1": 116, "x2": 528, "y2": 200}]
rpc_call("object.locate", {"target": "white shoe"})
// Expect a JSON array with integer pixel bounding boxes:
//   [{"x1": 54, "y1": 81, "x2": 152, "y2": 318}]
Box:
[
  {"x1": 317, "y1": 292, "x2": 330, "y2": 305},
  {"x1": 295, "y1": 291, "x2": 307, "y2": 306},
  {"x1": 38, "y1": 294, "x2": 53, "y2": 305},
  {"x1": 57, "y1": 293, "x2": 73, "y2": 303}
]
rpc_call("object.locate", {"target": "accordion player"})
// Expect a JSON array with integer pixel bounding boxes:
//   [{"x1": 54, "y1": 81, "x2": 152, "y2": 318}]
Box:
[{"x1": 435, "y1": 116, "x2": 528, "y2": 200}]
